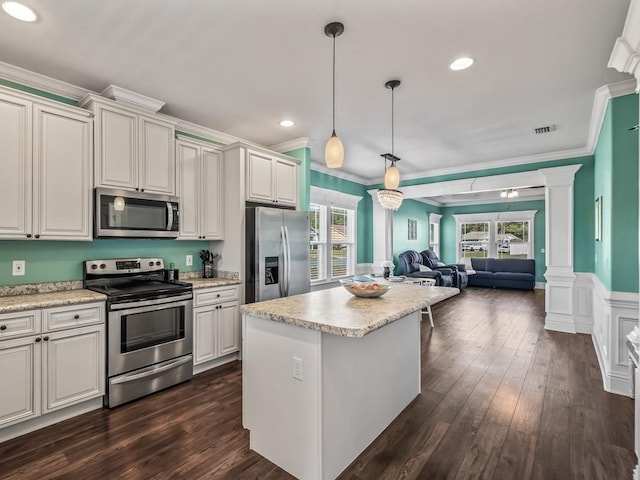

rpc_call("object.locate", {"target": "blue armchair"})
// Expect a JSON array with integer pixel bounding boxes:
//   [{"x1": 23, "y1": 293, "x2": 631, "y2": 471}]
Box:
[
  {"x1": 397, "y1": 250, "x2": 454, "y2": 287},
  {"x1": 420, "y1": 250, "x2": 468, "y2": 289}
]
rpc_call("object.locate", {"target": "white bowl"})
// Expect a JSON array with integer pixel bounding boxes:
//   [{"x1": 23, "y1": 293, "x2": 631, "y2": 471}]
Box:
[{"x1": 340, "y1": 280, "x2": 390, "y2": 298}]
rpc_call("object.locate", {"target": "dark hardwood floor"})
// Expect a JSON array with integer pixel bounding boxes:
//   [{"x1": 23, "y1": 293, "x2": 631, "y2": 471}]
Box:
[{"x1": 0, "y1": 287, "x2": 635, "y2": 479}]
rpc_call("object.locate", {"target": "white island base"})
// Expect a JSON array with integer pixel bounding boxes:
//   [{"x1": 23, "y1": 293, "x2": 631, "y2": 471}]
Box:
[{"x1": 242, "y1": 310, "x2": 421, "y2": 480}]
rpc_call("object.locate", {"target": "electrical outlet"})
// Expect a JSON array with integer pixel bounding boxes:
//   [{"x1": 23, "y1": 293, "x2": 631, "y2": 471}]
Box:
[
  {"x1": 292, "y1": 356, "x2": 304, "y2": 381},
  {"x1": 186, "y1": 255, "x2": 193, "y2": 266},
  {"x1": 12, "y1": 260, "x2": 25, "y2": 276}
]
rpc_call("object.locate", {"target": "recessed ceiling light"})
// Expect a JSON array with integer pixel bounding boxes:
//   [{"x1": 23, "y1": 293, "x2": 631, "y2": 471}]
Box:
[
  {"x1": 2, "y1": 1, "x2": 37, "y2": 22},
  {"x1": 280, "y1": 120, "x2": 295, "y2": 127},
  {"x1": 449, "y1": 57, "x2": 475, "y2": 71}
]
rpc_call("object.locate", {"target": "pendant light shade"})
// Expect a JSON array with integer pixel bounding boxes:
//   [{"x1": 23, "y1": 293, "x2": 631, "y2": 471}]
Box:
[
  {"x1": 325, "y1": 131, "x2": 344, "y2": 168},
  {"x1": 324, "y1": 22, "x2": 345, "y2": 168},
  {"x1": 378, "y1": 80, "x2": 404, "y2": 210}
]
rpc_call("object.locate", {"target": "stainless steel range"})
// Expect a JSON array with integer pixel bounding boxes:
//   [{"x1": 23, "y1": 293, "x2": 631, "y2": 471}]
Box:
[{"x1": 83, "y1": 258, "x2": 193, "y2": 408}]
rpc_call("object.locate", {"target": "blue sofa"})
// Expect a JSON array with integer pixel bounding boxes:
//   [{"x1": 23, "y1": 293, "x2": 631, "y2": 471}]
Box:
[
  {"x1": 397, "y1": 250, "x2": 455, "y2": 287},
  {"x1": 468, "y1": 258, "x2": 535, "y2": 290}
]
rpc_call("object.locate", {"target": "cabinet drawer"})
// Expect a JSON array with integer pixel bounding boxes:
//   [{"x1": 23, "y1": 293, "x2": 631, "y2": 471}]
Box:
[
  {"x1": 44, "y1": 303, "x2": 104, "y2": 331},
  {"x1": 195, "y1": 286, "x2": 239, "y2": 307},
  {"x1": 0, "y1": 310, "x2": 41, "y2": 339}
]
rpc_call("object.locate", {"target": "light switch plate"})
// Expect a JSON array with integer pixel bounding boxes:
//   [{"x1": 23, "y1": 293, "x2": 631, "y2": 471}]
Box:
[{"x1": 293, "y1": 356, "x2": 304, "y2": 381}]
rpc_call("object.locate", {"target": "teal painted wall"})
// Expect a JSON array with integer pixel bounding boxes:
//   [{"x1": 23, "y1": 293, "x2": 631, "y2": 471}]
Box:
[
  {"x1": 0, "y1": 239, "x2": 210, "y2": 286},
  {"x1": 310, "y1": 171, "x2": 372, "y2": 264},
  {"x1": 594, "y1": 94, "x2": 639, "y2": 293},
  {"x1": 440, "y1": 200, "x2": 546, "y2": 283},
  {"x1": 284, "y1": 147, "x2": 311, "y2": 211},
  {"x1": 392, "y1": 200, "x2": 442, "y2": 273}
]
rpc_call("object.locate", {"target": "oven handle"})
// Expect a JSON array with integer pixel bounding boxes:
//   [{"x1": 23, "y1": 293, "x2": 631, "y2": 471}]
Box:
[
  {"x1": 110, "y1": 355, "x2": 193, "y2": 385},
  {"x1": 110, "y1": 293, "x2": 193, "y2": 311}
]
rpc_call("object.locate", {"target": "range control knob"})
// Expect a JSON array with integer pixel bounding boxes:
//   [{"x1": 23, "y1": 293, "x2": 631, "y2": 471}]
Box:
[
  {"x1": 149, "y1": 261, "x2": 154, "y2": 267},
  {"x1": 91, "y1": 264, "x2": 98, "y2": 270},
  {"x1": 100, "y1": 264, "x2": 107, "y2": 269},
  {"x1": 155, "y1": 261, "x2": 161, "y2": 266}
]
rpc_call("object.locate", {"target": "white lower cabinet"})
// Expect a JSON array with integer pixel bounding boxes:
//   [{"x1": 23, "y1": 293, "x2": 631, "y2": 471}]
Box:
[
  {"x1": 193, "y1": 286, "x2": 240, "y2": 368},
  {"x1": 0, "y1": 302, "x2": 105, "y2": 430}
]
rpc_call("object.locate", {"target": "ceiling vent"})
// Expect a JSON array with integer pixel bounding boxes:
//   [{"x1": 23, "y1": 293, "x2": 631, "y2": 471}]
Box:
[{"x1": 533, "y1": 124, "x2": 556, "y2": 135}]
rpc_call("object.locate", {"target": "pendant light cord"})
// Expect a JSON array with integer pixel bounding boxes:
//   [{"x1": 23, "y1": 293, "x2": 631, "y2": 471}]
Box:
[
  {"x1": 332, "y1": 33, "x2": 336, "y2": 135},
  {"x1": 391, "y1": 85, "x2": 395, "y2": 157}
]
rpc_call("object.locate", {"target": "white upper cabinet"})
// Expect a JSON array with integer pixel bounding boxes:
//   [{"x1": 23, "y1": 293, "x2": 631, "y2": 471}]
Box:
[
  {"x1": 177, "y1": 137, "x2": 224, "y2": 240},
  {"x1": 0, "y1": 87, "x2": 92, "y2": 240},
  {"x1": 80, "y1": 95, "x2": 176, "y2": 195},
  {"x1": 246, "y1": 149, "x2": 298, "y2": 207}
]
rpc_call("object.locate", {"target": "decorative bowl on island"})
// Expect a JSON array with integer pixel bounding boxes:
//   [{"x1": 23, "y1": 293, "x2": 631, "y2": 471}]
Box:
[{"x1": 340, "y1": 279, "x2": 391, "y2": 298}]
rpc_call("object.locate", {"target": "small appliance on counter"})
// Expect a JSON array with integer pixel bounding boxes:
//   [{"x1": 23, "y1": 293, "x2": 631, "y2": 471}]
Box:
[{"x1": 83, "y1": 257, "x2": 193, "y2": 408}]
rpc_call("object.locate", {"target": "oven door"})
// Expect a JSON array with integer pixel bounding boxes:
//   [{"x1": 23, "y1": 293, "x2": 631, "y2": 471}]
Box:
[{"x1": 108, "y1": 295, "x2": 193, "y2": 376}]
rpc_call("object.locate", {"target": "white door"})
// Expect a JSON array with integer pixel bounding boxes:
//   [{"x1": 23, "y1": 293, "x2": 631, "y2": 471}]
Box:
[
  {"x1": 246, "y1": 151, "x2": 274, "y2": 202},
  {"x1": 194, "y1": 307, "x2": 217, "y2": 365},
  {"x1": 33, "y1": 105, "x2": 92, "y2": 240},
  {"x1": 42, "y1": 325, "x2": 104, "y2": 414},
  {"x1": 96, "y1": 106, "x2": 137, "y2": 190},
  {"x1": 177, "y1": 141, "x2": 200, "y2": 239},
  {"x1": 275, "y1": 159, "x2": 298, "y2": 206},
  {"x1": 0, "y1": 336, "x2": 41, "y2": 427},
  {"x1": 0, "y1": 92, "x2": 32, "y2": 238},
  {"x1": 218, "y1": 302, "x2": 240, "y2": 356},
  {"x1": 139, "y1": 116, "x2": 175, "y2": 195},
  {"x1": 202, "y1": 147, "x2": 224, "y2": 240}
]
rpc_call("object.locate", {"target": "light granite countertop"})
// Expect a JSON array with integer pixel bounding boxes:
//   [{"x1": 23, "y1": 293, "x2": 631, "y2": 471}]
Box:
[
  {"x1": 0, "y1": 290, "x2": 107, "y2": 314},
  {"x1": 240, "y1": 284, "x2": 459, "y2": 337},
  {"x1": 186, "y1": 278, "x2": 242, "y2": 289}
]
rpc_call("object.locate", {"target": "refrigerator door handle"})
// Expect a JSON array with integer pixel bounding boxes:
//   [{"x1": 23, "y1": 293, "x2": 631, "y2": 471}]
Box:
[
  {"x1": 279, "y1": 226, "x2": 286, "y2": 298},
  {"x1": 284, "y1": 225, "x2": 292, "y2": 296}
]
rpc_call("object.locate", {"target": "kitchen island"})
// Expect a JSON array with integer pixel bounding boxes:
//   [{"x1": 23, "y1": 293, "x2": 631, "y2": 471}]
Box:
[{"x1": 241, "y1": 283, "x2": 459, "y2": 480}]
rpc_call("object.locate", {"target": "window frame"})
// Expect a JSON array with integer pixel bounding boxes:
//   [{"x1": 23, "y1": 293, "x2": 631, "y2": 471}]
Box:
[
  {"x1": 428, "y1": 213, "x2": 442, "y2": 256},
  {"x1": 453, "y1": 210, "x2": 537, "y2": 260},
  {"x1": 310, "y1": 186, "x2": 362, "y2": 285}
]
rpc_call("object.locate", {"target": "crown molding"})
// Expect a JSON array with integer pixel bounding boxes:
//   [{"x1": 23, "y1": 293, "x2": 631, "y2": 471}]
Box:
[
  {"x1": 608, "y1": 0, "x2": 640, "y2": 91},
  {"x1": 310, "y1": 161, "x2": 370, "y2": 185},
  {"x1": 432, "y1": 192, "x2": 545, "y2": 208},
  {"x1": 270, "y1": 137, "x2": 313, "y2": 153},
  {"x1": 0, "y1": 61, "x2": 90, "y2": 101},
  {"x1": 586, "y1": 79, "x2": 638, "y2": 152},
  {"x1": 100, "y1": 84, "x2": 165, "y2": 113},
  {"x1": 175, "y1": 119, "x2": 242, "y2": 146}
]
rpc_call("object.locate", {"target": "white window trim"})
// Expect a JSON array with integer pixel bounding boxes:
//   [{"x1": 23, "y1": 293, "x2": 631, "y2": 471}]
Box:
[
  {"x1": 453, "y1": 210, "x2": 536, "y2": 260},
  {"x1": 310, "y1": 186, "x2": 362, "y2": 285},
  {"x1": 428, "y1": 213, "x2": 442, "y2": 256}
]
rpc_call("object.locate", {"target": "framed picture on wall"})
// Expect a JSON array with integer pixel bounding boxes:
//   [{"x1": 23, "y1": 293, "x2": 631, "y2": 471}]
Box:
[
  {"x1": 408, "y1": 219, "x2": 417, "y2": 240},
  {"x1": 595, "y1": 196, "x2": 602, "y2": 241}
]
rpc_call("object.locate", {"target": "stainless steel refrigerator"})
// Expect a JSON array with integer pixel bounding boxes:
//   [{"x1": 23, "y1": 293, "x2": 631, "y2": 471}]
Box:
[{"x1": 245, "y1": 206, "x2": 310, "y2": 303}]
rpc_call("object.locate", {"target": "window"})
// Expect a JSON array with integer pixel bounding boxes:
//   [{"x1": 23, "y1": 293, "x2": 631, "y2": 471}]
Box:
[
  {"x1": 453, "y1": 211, "x2": 537, "y2": 260},
  {"x1": 310, "y1": 187, "x2": 362, "y2": 284},
  {"x1": 428, "y1": 213, "x2": 442, "y2": 256},
  {"x1": 496, "y1": 220, "x2": 530, "y2": 259},
  {"x1": 459, "y1": 222, "x2": 489, "y2": 259}
]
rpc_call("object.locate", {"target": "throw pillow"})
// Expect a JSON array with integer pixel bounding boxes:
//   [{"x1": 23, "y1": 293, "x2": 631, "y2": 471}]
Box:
[{"x1": 419, "y1": 264, "x2": 431, "y2": 272}]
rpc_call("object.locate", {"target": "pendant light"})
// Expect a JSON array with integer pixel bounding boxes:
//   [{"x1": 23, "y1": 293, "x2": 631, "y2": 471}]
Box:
[
  {"x1": 377, "y1": 80, "x2": 404, "y2": 210},
  {"x1": 324, "y1": 22, "x2": 345, "y2": 168}
]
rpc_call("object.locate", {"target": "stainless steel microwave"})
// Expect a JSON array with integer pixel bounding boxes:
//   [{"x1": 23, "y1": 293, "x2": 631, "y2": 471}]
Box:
[{"x1": 95, "y1": 188, "x2": 179, "y2": 238}]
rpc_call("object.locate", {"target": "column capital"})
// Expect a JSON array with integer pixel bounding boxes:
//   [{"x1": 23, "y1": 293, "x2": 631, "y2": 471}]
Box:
[{"x1": 538, "y1": 164, "x2": 581, "y2": 187}]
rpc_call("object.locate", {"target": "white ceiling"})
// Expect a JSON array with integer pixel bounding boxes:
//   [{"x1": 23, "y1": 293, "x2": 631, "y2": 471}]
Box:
[{"x1": 0, "y1": 0, "x2": 633, "y2": 184}]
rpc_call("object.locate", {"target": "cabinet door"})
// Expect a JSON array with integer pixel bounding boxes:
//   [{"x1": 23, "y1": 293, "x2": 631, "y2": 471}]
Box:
[
  {"x1": 33, "y1": 105, "x2": 92, "y2": 240},
  {"x1": 0, "y1": 336, "x2": 41, "y2": 427},
  {"x1": 42, "y1": 325, "x2": 105, "y2": 414},
  {"x1": 193, "y1": 307, "x2": 217, "y2": 365},
  {"x1": 274, "y1": 158, "x2": 298, "y2": 206},
  {"x1": 218, "y1": 301, "x2": 240, "y2": 356},
  {"x1": 177, "y1": 141, "x2": 200, "y2": 240},
  {"x1": 139, "y1": 116, "x2": 175, "y2": 195},
  {"x1": 95, "y1": 106, "x2": 137, "y2": 190},
  {"x1": 0, "y1": 92, "x2": 32, "y2": 238},
  {"x1": 201, "y1": 147, "x2": 224, "y2": 240},
  {"x1": 246, "y1": 151, "x2": 274, "y2": 203}
]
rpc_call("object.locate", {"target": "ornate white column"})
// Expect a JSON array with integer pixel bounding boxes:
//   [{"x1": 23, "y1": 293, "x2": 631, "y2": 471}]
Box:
[
  {"x1": 539, "y1": 164, "x2": 582, "y2": 333},
  {"x1": 368, "y1": 190, "x2": 394, "y2": 275}
]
